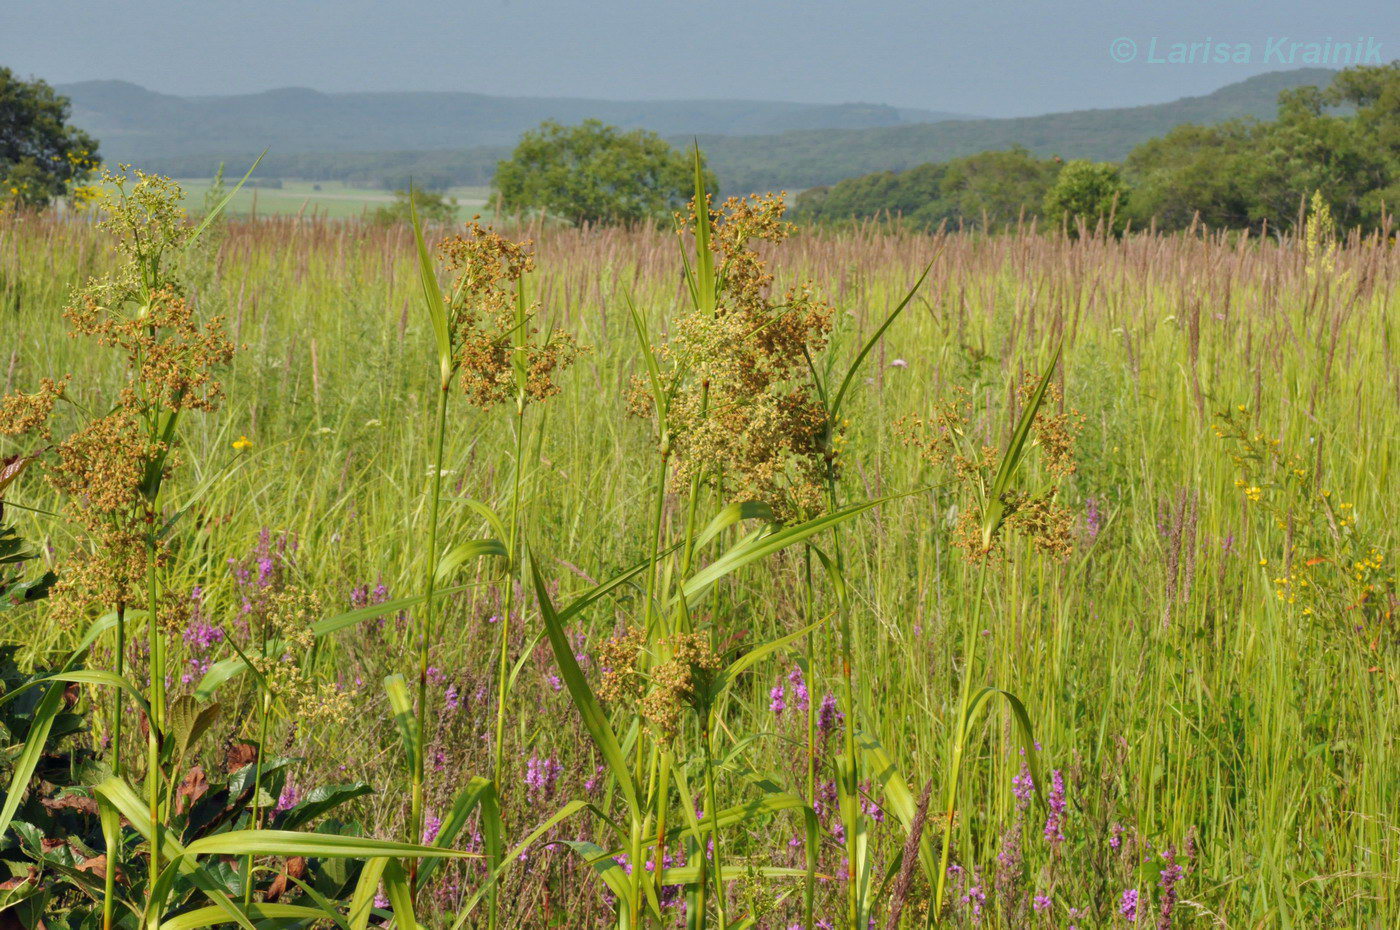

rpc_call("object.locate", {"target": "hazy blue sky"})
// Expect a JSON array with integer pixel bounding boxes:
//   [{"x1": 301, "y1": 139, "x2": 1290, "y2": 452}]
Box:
[{"x1": 2, "y1": 1, "x2": 1393, "y2": 116}]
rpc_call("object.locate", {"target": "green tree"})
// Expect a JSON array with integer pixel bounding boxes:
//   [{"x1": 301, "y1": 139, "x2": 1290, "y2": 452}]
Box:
[
  {"x1": 1124, "y1": 64, "x2": 1399, "y2": 232},
  {"x1": 1, "y1": 68, "x2": 100, "y2": 209},
  {"x1": 938, "y1": 147, "x2": 1060, "y2": 229},
  {"x1": 370, "y1": 186, "x2": 459, "y2": 226},
  {"x1": 494, "y1": 119, "x2": 711, "y2": 226},
  {"x1": 1042, "y1": 160, "x2": 1130, "y2": 233},
  {"x1": 1123, "y1": 122, "x2": 1259, "y2": 229}
]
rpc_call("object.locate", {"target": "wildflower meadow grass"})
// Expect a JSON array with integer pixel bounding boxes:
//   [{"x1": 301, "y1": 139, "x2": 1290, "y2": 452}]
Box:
[{"x1": 0, "y1": 179, "x2": 1394, "y2": 928}]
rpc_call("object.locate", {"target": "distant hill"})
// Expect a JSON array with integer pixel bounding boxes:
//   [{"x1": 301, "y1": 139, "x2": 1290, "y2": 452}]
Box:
[
  {"x1": 69, "y1": 69, "x2": 1337, "y2": 195},
  {"x1": 691, "y1": 68, "x2": 1338, "y2": 191},
  {"x1": 58, "y1": 80, "x2": 973, "y2": 165}
]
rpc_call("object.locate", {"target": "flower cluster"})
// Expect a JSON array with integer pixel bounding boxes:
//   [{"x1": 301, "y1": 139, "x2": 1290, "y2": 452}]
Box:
[
  {"x1": 901, "y1": 375, "x2": 1082, "y2": 562},
  {"x1": 0, "y1": 169, "x2": 236, "y2": 630},
  {"x1": 1215, "y1": 405, "x2": 1395, "y2": 634},
  {"x1": 437, "y1": 222, "x2": 584, "y2": 408},
  {"x1": 631, "y1": 193, "x2": 836, "y2": 521}
]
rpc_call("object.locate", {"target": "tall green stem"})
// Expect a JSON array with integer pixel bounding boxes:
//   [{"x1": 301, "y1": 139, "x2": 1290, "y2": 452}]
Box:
[
  {"x1": 492, "y1": 397, "x2": 528, "y2": 782},
  {"x1": 243, "y1": 691, "x2": 272, "y2": 905},
  {"x1": 702, "y1": 718, "x2": 728, "y2": 930},
  {"x1": 933, "y1": 568, "x2": 989, "y2": 918},
  {"x1": 144, "y1": 519, "x2": 163, "y2": 930},
  {"x1": 412, "y1": 382, "x2": 450, "y2": 897},
  {"x1": 104, "y1": 603, "x2": 124, "y2": 930}
]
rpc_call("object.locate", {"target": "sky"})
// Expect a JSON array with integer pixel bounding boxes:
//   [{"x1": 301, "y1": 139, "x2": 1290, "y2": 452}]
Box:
[{"x1": 2, "y1": 1, "x2": 1394, "y2": 117}]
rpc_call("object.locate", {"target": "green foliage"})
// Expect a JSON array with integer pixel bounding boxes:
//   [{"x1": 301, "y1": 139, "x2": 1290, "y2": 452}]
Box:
[
  {"x1": 1123, "y1": 62, "x2": 1400, "y2": 231},
  {"x1": 0, "y1": 68, "x2": 100, "y2": 209},
  {"x1": 938, "y1": 148, "x2": 1061, "y2": 228},
  {"x1": 795, "y1": 147, "x2": 1060, "y2": 230},
  {"x1": 799, "y1": 64, "x2": 1400, "y2": 235},
  {"x1": 370, "y1": 187, "x2": 459, "y2": 226},
  {"x1": 494, "y1": 120, "x2": 714, "y2": 226},
  {"x1": 1042, "y1": 160, "x2": 1130, "y2": 233}
]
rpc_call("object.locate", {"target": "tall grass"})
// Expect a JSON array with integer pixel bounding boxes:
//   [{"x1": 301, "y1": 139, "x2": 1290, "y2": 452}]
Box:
[{"x1": 0, "y1": 203, "x2": 1395, "y2": 927}]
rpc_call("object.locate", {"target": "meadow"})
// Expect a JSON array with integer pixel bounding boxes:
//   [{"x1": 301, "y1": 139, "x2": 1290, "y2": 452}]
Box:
[
  {"x1": 170, "y1": 179, "x2": 493, "y2": 220},
  {"x1": 0, "y1": 186, "x2": 1395, "y2": 929}
]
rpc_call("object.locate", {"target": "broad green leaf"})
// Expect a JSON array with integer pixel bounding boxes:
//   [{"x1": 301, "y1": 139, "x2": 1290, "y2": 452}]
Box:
[
  {"x1": 161, "y1": 903, "x2": 328, "y2": 930},
  {"x1": 185, "y1": 829, "x2": 472, "y2": 860},
  {"x1": 277, "y1": 782, "x2": 374, "y2": 831},
  {"x1": 0, "y1": 679, "x2": 64, "y2": 840},
  {"x1": 693, "y1": 501, "x2": 774, "y2": 553},
  {"x1": 436, "y1": 538, "x2": 507, "y2": 583}
]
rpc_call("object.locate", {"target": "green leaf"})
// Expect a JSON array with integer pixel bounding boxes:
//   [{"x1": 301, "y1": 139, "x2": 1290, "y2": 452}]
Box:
[
  {"x1": 383, "y1": 857, "x2": 419, "y2": 930},
  {"x1": 530, "y1": 555, "x2": 640, "y2": 819},
  {"x1": 680, "y1": 495, "x2": 904, "y2": 606},
  {"x1": 348, "y1": 857, "x2": 388, "y2": 930},
  {"x1": 830, "y1": 258, "x2": 934, "y2": 419},
  {"x1": 625, "y1": 292, "x2": 669, "y2": 425},
  {"x1": 982, "y1": 338, "x2": 1064, "y2": 547},
  {"x1": 410, "y1": 183, "x2": 454, "y2": 388},
  {"x1": 187, "y1": 150, "x2": 265, "y2": 246},
  {"x1": 161, "y1": 903, "x2": 329, "y2": 930},
  {"x1": 436, "y1": 538, "x2": 507, "y2": 583},
  {"x1": 185, "y1": 829, "x2": 472, "y2": 860},
  {"x1": 0, "y1": 679, "x2": 64, "y2": 840},
  {"x1": 277, "y1": 782, "x2": 374, "y2": 831},
  {"x1": 963, "y1": 687, "x2": 1044, "y2": 806},
  {"x1": 691, "y1": 146, "x2": 715, "y2": 316},
  {"x1": 706, "y1": 616, "x2": 826, "y2": 706},
  {"x1": 384, "y1": 673, "x2": 418, "y2": 775},
  {"x1": 453, "y1": 799, "x2": 600, "y2": 926},
  {"x1": 857, "y1": 733, "x2": 938, "y2": 888},
  {"x1": 167, "y1": 695, "x2": 220, "y2": 763},
  {"x1": 692, "y1": 501, "x2": 774, "y2": 553},
  {"x1": 418, "y1": 776, "x2": 494, "y2": 886}
]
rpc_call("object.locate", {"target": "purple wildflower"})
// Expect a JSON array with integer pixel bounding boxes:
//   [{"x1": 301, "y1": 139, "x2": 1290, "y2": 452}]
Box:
[
  {"x1": 1119, "y1": 888, "x2": 1139, "y2": 922},
  {"x1": 1158, "y1": 846, "x2": 1184, "y2": 929},
  {"x1": 1086, "y1": 496, "x2": 1102, "y2": 541},
  {"x1": 525, "y1": 755, "x2": 562, "y2": 799},
  {"x1": 1043, "y1": 769, "x2": 1066, "y2": 845},
  {"x1": 817, "y1": 693, "x2": 843, "y2": 733},
  {"x1": 421, "y1": 814, "x2": 442, "y2": 844},
  {"x1": 1011, "y1": 762, "x2": 1034, "y2": 812},
  {"x1": 1033, "y1": 893, "x2": 1051, "y2": 912},
  {"x1": 769, "y1": 683, "x2": 786, "y2": 715},
  {"x1": 276, "y1": 782, "x2": 300, "y2": 812},
  {"x1": 788, "y1": 665, "x2": 810, "y2": 711}
]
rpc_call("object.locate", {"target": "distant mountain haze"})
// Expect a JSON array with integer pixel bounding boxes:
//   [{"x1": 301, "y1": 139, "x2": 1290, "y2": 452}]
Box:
[
  {"x1": 57, "y1": 68, "x2": 1336, "y2": 194},
  {"x1": 58, "y1": 80, "x2": 975, "y2": 163}
]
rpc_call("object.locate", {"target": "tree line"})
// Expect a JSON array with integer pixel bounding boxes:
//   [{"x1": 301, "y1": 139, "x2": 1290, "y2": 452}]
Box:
[{"x1": 795, "y1": 64, "x2": 1399, "y2": 233}]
